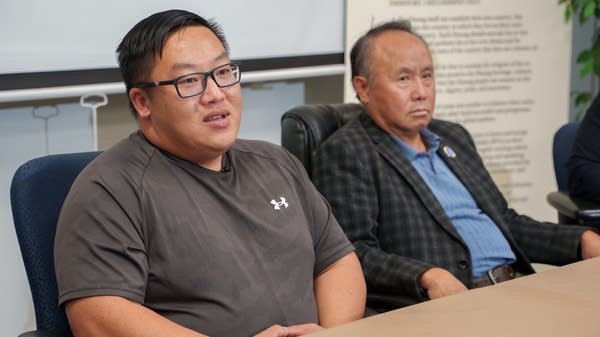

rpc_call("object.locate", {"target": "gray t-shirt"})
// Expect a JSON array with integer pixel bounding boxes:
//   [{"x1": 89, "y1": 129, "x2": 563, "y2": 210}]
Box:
[{"x1": 55, "y1": 131, "x2": 353, "y2": 337}]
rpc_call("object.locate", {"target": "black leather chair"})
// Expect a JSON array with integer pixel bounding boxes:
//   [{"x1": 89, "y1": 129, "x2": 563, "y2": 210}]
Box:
[
  {"x1": 282, "y1": 103, "x2": 444, "y2": 313},
  {"x1": 10, "y1": 151, "x2": 101, "y2": 337},
  {"x1": 546, "y1": 122, "x2": 600, "y2": 229},
  {"x1": 280, "y1": 103, "x2": 363, "y2": 177}
]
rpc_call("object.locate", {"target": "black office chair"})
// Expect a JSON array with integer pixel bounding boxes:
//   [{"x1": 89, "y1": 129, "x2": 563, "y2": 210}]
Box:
[
  {"x1": 282, "y1": 102, "x2": 392, "y2": 315},
  {"x1": 280, "y1": 103, "x2": 363, "y2": 177},
  {"x1": 10, "y1": 151, "x2": 102, "y2": 337},
  {"x1": 546, "y1": 122, "x2": 600, "y2": 228}
]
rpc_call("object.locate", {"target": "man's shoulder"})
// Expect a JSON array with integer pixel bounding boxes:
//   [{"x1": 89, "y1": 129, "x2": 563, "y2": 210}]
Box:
[
  {"x1": 232, "y1": 139, "x2": 289, "y2": 158},
  {"x1": 429, "y1": 118, "x2": 465, "y2": 131},
  {"x1": 79, "y1": 131, "x2": 157, "y2": 183},
  {"x1": 232, "y1": 139, "x2": 304, "y2": 173},
  {"x1": 321, "y1": 112, "x2": 369, "y2": 147},
  {"x1": 429, "y1": 119, "x2": 470, "y2": 139}
]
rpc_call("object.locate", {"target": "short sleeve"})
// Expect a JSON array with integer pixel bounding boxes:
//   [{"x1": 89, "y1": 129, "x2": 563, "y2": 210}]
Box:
[
  {"x1": 283, "y1": 149, "x2": 354, "y2": 276},
  {"x1": 54, "y1": 167, "x2": 148, "y2": 306}
]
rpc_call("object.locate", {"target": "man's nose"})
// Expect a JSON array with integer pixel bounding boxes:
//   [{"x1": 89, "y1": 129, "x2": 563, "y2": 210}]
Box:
[
  {"x1": 201, "y1": 77, "x2": 225, "y2": 102},
  {"x1": 412, "y1": 79, "x2": 428, "y2": 100}
]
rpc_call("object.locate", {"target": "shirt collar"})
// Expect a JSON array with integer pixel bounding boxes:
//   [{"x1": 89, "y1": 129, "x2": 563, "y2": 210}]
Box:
[{"x1": 391, "y1": 128, "x2": 441, "y2": 161}]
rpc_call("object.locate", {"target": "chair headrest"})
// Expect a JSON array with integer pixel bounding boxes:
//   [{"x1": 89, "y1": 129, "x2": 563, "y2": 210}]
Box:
[{"x1": 281, "y1": 103, "x2": 363, "y2": 177}]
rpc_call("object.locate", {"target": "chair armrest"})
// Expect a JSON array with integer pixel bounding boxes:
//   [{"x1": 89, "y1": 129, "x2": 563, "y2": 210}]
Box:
[
  {"x1": 19, "y1": 331, "x2": 69, "y2": 337},
  {"x1": 546, "y1": 191, "x2": 600, "y2": 221}
]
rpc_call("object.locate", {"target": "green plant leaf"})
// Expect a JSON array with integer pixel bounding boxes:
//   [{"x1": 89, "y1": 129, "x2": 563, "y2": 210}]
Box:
[
  {"x1": 583, "y1": 1, "x2": 597, "y2": 20},
  {"x1": 593, "y1": 32, "x2": 600, "y2": 48},
  {"x1": 580, "y1": 61, "x2": 593, "y2": 77},
  {"x1": 575, "y1": 92, "x2": 593, "y2": 107},
  {"x1": 572, "y1": 0, "x2": 585, "y2": 11},
  {"x1": 593, "y1": 59, "x2": 600, "y2": 75},
  {"x1": 565, "y1": 6, "x2": 573, "y2": 21},
  {"x1": 560, "y1": 0, "x2": 575, "y2": 21},
  {"x1": 574, "y1": 0, "x2": 588, "y2": 8},
  {"x1": 577, "y1": 49, "x2": 593, "y2": 62},
  {"x1": 559, "y1": 0, "x2": 598, "y2": 111}
]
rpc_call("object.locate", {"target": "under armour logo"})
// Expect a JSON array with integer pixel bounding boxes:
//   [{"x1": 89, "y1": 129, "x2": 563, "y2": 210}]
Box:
[{"x1": 270, "y1": 197, "x2": 289, "y2": 210}]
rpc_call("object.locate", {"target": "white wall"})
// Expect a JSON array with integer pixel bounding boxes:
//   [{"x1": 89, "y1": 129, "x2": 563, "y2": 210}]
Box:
[{"x1": 1, "y1": 0, "x2": 343, "y2": 75}]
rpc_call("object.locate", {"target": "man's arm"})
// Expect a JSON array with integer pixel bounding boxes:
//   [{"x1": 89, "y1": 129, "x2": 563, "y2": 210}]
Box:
[
  {"x1": 67, "y1": 296, "x2": 326, "y2": 337},
  {"x1": 66, "y1": 296, "x2": 206, "y2": 337},
  {"x1": 313, "y1": 252, "x2": 366, "y2": 327},
  {"x1": 418, "y1": 267, "x2": 467, "y2": 300}
]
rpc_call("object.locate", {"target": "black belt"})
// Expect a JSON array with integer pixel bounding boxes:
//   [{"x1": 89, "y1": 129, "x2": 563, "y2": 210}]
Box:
[{"x1": 471, "y1": 264, "x2": 515, "y2": 288}]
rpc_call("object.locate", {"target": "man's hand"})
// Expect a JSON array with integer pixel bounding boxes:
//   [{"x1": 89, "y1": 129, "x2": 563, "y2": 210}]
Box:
[
  {"x1": 254, "y1": 324, "x2": 323, "y2": 337},
  {"x1": 419, "y1": 267, "x2": 468, "y2": 300},
  {"x1": 581, "y1": 230, "x2": 600, "y2": 259}
]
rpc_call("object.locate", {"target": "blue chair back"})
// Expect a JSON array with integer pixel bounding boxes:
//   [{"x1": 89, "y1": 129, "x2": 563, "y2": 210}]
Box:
[
  {"x1": 552, "y1": 122, "x2": 580, "y2": 191},
  {"x1": 10, "y1": 152, "x2": 101, "y2": 337}
]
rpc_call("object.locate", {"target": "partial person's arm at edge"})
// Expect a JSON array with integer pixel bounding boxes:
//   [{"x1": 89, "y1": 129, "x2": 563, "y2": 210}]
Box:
[
  {"x1": 313, "y1": 252, "x2": 366, "y2": 327},
  {"x1": 581, "y1": 230, "x2": 600, "y2": 259},
  {"x1": 66, "y1": 296, "x2": 207, "y2": 337},
  {"x1": 568, "y1": 93, "x2": 600, "y2": 202},
  {"x1": 67, "y1": 296, "x2": 323, "y2": 337}
]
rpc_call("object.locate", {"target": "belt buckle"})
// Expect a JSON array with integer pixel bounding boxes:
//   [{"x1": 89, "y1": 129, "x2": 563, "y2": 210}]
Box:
[{"x1": 487, "y1": 268, "x2": 499, "y2": 285}]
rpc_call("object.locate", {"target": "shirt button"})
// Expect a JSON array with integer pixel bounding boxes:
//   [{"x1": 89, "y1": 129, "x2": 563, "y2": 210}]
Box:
[{"x1": 458, "y1": 260, "x2": 469, "y2": 270}]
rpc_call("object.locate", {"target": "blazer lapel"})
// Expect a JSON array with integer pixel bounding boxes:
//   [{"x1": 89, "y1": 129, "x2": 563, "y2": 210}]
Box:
[{"x1": 360, "y1": 115, "x2": 464, "y2": 242}]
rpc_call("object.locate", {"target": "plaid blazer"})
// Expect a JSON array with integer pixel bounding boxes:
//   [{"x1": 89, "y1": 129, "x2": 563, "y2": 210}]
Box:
[{"x1": 312, "y1": 111, "x2": 589, "y2": 311}]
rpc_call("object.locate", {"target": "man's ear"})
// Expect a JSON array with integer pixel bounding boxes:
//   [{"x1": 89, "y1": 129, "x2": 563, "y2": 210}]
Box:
[
  {"x1": 129, "y1": 88, "x2": 152, "y2": 119},
  {"x1": 353, "y1": 76, "x2": 370, "y2": 104}
]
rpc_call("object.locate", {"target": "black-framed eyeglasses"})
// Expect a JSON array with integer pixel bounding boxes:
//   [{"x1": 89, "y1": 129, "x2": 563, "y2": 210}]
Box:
[{"x1": 134, "y1": 62, "x2": 241, "y2": 98}]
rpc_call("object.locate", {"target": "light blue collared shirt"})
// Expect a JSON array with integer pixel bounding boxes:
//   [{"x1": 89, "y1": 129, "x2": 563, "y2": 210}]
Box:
[{"x1": 392, "y1": 129, "x2": 516, "y2": 277}]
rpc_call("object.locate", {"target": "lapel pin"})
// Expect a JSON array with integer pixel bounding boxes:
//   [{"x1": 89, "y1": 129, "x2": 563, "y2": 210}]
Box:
[{"x1": 443, "y1": 145, "x2": 456, "y2": 158}]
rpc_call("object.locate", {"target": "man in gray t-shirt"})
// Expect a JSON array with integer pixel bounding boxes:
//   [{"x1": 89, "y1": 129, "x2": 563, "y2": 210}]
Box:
[{"x1": 54, "y1": 9, "x2": 366, "y2": 337}]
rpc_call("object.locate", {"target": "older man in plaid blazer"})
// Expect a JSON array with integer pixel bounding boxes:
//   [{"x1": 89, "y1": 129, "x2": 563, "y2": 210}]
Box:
[{"x1": 312, "y1": 19, "x2": 600, "y2": 312}]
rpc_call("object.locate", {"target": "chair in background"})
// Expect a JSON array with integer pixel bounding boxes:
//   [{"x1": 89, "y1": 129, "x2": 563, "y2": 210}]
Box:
[
  {"x1": 281, "y1": 103, "x2": 363, "y2": 177},
  {"x1": 10, "y1": 151, "x2": 101, "y2": 337},
  {"x1": 546, "y1": 122, "x2": 600, "y2": 229}
]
